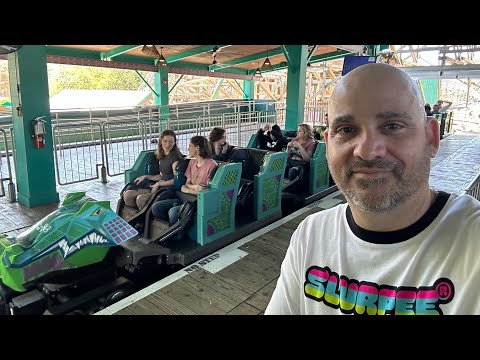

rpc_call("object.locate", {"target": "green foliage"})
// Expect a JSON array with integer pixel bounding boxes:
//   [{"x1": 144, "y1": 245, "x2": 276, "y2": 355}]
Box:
[
  {"x1": 47, "y1": 64, "x2": 148, "y2": 97},
  {"x1": 0, "y1": 60, "x2": 9, "y2": 98},
  {"x1": 2, "y1": 61, "x2": 151, "y2": 98}
]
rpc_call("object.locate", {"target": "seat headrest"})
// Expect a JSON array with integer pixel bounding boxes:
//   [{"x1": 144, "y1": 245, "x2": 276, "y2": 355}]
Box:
[
  {"x1": 209, "y1": 163, "x2": 220, "y2": 180},
  {"x1": 176, "y1": 158, "x2": 190, "y2": 173},
  {"x1": 228, "y1": 147, "x2": 250, "y2": 162}
]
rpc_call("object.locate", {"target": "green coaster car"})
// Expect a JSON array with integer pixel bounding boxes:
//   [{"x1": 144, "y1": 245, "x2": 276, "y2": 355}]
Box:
[{"x1": 0, "y1": 192, "x2": 138, "y2": 315}]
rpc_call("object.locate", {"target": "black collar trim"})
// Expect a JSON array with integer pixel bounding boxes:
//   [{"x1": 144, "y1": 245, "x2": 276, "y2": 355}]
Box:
[{"x1": 345, "y1": 191, "x2": 450, "y2": 244}]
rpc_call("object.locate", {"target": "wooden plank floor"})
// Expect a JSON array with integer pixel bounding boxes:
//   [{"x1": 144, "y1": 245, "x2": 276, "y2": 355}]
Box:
[{"x1": 100, "y1": 191, "x2": 347, "y2": 315}]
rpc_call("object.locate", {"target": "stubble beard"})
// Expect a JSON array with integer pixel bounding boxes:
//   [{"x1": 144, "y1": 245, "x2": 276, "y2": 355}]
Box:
[{"x1": 331, "y1": 145, "x2": 431, "y2": 213}]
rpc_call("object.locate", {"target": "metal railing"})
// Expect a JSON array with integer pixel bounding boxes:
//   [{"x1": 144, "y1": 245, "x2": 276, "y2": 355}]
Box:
[
  {"x1": 0, "y1": 129, "x2": 16, "y2": 202},
  {"x1": 102, "y1": 119, "x2": 145, "y2": 177},
  {"x1": 52, "y1": 122, "x2": 107, "y2": 185},
  {"x1": 49, "y1": 109, "x2": 278, "y2": 185},
  {"x1": 464, "y1": 172, "x2": 480, "y2": 201}
]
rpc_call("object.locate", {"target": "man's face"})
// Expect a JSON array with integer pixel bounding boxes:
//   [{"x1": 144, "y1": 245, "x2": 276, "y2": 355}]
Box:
[
  {"x1": 325, "y1": 67, "x2": 438, "y2": 212},
  {"x1": 433, "y1": 104, "x2": 440, "y2": 112}
]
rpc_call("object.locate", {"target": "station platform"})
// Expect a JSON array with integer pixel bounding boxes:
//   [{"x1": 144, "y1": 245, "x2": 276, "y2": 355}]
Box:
[
  {"x1": 1, "y1": 133, "x2": 479, "y2": 315},
  {"x1": 96, "y1": 133, "x2": 480, "y2": 315},
  {"x1": 95, "y1": 190, "x2": 347, "y2": 315}
]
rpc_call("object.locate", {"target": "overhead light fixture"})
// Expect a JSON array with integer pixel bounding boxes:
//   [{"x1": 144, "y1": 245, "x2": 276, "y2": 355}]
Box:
[
  {"x1": 254, "y1": 62, "x2": 262, "y2": 78},
  {"x1": 141, "y1": 45, "x2": 160, "y2": 57},
  {"x1": 142, "y1": 45, "x2": 167, "y2": 67},
  {"x1": 157, "y1": 46, "x2": 167, "y2": 67},
  {"x1": 261, "y1": 45, "x2": 274, "y2": 71}
]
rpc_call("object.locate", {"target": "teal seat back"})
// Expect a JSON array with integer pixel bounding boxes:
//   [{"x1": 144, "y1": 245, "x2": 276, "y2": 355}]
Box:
[
  {"x1": 253, "y1": 151, "x2": 287, "y2": 220},
  {"x1": 309, "y1": 141, "x2": 330, "y2": 194},
  {"x1": 124, "y1": 150, "x2": 157, "y2": 185},
  {"x1": 196, "y1": 162, "x2": 242, "y2": 245}
]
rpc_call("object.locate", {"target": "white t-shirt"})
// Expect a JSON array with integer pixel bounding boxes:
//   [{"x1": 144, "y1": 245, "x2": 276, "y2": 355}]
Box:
[{"x1": 265, "y1": 192, "x2": 480, "y2": 315}]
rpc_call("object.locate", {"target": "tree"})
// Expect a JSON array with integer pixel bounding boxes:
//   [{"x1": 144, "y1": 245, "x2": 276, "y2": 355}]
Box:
[
  {"x1": 48, "y1": 64, "x2": 148, "y2": 96},
  {"x1": 1, "y1": 61, "x2": 150, "y2": 98},
  {"x1": 0, "y1": 60, "x2": 9, "y2": 98}
]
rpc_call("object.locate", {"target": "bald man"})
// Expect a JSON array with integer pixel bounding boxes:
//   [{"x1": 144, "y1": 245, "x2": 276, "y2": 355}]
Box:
[{"x1": 265, "y1": 63, "x2": 480, "y2": 315}]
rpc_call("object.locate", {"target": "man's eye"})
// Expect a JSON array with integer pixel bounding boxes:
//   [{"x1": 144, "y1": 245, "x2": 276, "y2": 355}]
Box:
[
  {"x1": 337, "y1": 127, "x2": 353, "y2": 134},
  {"x1": 385, "y1": 123, "x2": 402, "y2": 130}
]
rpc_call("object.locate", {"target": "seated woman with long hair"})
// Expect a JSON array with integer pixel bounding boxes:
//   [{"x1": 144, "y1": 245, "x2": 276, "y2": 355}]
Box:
[
  {"x1": 123, "y1": 129, "x2": 183, "y2": 210},
  {"x1": 208, "y1": 127, "x2": 232, "y2": 162},
  {"x1": 151, "y1": 135, "x2": 217, "y2": 225},
  {"x1": 285, "y1": 123, "x2": 316, "y2": 181}
]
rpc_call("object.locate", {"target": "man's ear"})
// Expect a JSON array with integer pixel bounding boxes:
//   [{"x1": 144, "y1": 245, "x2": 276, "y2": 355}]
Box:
[{"x1": 425, "y1": 116, "x2": 440, "y2": 157}]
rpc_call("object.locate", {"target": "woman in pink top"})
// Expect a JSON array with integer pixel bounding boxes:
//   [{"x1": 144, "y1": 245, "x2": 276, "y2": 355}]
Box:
[
  {"x1": 151, "y1": 136, "x2": 217, "y2": 225},
  {"x1": 285, "y1": 123, "x2": 316, "y2": 181}
]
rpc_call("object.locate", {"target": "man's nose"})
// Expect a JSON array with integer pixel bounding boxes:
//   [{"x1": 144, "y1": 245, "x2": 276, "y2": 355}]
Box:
[{"x1": 352, "y1": 131, "x2": 387, "y2": 160}]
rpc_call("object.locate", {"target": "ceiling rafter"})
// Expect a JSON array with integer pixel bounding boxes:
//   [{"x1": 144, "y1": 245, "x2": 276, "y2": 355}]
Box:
[
  {"x1": 209, "y1": 47, "x2": 285, "y2": 72},
  {"x1": 165, "y1": 45, "x2": 229, "y2": 63},
  {"x1": 101, "y1": 45, "x2": 142, "y2": 61}
]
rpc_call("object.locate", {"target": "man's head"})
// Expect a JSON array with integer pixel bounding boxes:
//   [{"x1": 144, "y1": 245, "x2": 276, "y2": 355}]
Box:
[
  {"x1": 325, "y1": 63, "x2": 439, "y2": 212},
  {"x1": 432, "y1": 104, "x2": 440, "y2": 113}
]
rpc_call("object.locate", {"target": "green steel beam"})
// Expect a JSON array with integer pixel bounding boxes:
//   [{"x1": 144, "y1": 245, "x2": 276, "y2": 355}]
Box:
[
  {"x1": 168, "y1": 74, "x2": 184, "y2": 94},
  {"x1": 285, "y1": 45, "x2": 308, "y2": 129},
  {"x1": 46, "y1": 46, "x2": 351, "y2": 76},
  {"x1": 170, "y1": 61, "x2": 250, "y2": 75},
  {"x1": 248, "y1": 50, "x2": 353, "y2": 75},
  {"x1": 233, "y1": 79, "x2": 247, "y2": 98},
  {"x1": 307, "y1": 45, "x2": 318, "y2": 62},
  {"x1": 139, "y1": 91, "x2": 151, "y2": 105},
  {"x1": 46, "y1": 45, "x2": 251, "y2": 75},
  {"x1": 165, "y1": 45, "x2": 229, "y2": 63},
  {"x1": 101, "y1": 45, "x2": 142, "y2": 61},
  {"x1": 135, "y1": 70, "x2": 158, "y2": 97},
  {"x1": 375, "y1": 45, "x2": 390, "y2": 55},
  {"x1": 46, "y1": 46, "x2": 157, "y2": 66},
  {"x1": 281, "y1": 45, "x2": 291, "y2": 66},
  {"x1": 211, "y1": 79, "x2": 224, "y2": 100},
  {"x1": 309, "y1": 50, "x2": 353, "y2": 63},
  {"x1": 209, "y1": 47, "x2": 285, "y2": 71},
  {"x1": 243, "y1": 79, "x2": 254, "y2": 99}
]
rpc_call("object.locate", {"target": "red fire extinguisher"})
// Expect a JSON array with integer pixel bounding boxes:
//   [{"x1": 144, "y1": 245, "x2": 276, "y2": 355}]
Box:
[{"x1": 31, "y1": 116, "x2": 47, "y2": 149}]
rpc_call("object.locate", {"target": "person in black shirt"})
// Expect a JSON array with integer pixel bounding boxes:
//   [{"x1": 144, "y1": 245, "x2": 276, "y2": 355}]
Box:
[
  {"x1": 424, "y1": 103, "x2": 434, "y2": 116},
  {"x1": 209, "y1": 127, "x2": 232, "y2": 162},
  {"x1": 256, "y1": 124, "x2": 288, "y2": 152}
]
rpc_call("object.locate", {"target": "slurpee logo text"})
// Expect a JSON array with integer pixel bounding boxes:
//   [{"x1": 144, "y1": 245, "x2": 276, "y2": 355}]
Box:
[{"x1": 304, "y1": 266, "x2": 454, "y2": 315}]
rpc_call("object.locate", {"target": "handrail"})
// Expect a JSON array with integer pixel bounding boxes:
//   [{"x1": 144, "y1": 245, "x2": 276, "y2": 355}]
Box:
[{"x1": 0, "y1": 128, "x2": 16, "y2": 202}]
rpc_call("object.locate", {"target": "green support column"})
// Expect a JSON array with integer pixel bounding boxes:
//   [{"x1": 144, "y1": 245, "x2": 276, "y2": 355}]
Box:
[
  {"x1": 8, "y1": 46, "x2": 59, "y2": 207},
  {"x1": 154, "y1": 66, "x2": 169, "y2": 132},
  {"x1": 285, "y1": 45, "x2": 308, "y2": 130},
  {"x1": 243, "y1": 79, "x2": 254, "y2": 100},
  {"x1": 154, "y1": 66, "x2": 169, "y2": 118}
]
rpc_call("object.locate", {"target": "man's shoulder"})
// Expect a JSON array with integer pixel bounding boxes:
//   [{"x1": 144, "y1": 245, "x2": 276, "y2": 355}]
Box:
[
  {"x1": 301, "y1": 203, "x2": 348, "y2": 225},
  {"x1": 449, "y1": 193, "x2": 480, "y2": 212}
]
